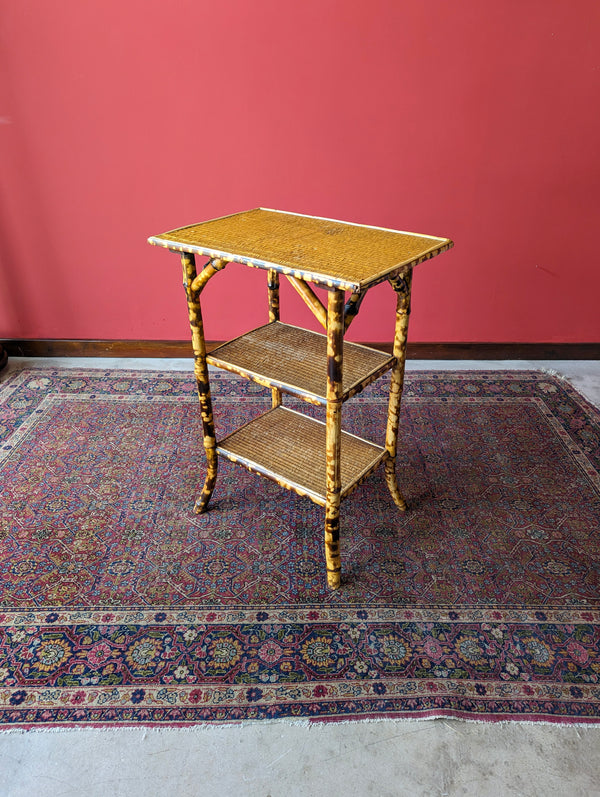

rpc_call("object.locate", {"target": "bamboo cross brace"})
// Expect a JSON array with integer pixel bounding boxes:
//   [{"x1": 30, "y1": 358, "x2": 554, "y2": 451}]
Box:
[
  {"x1": 384, "y1": 268, "x2": 413, "y2": 511},
  {"x1": 190, "y1": 257, "x2": 228, "y2": 293},
  {"x1": 286, "y1": 275, "x2": 328, "y2": 329},
  {"x1": 324, "y1": 288, "x2": 345, "y2": 589},
  {"x1": 180, "y1": 252, "x2": 221, "y2": 514},
  {"x1": 343, "y1": 291, "x2": 366, "y2": 332}
]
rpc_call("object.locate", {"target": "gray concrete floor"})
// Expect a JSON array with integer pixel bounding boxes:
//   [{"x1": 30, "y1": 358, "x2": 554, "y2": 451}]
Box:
[{"x1": 1, "y1": 358, "x2": 599, "y2": 797}]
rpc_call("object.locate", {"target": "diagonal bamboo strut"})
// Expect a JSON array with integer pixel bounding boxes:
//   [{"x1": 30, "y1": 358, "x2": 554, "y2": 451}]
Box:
[
  {"x1": 286, "y1": 275, "x2": 328, "y2": 329},
  {"x1": 190, "y1": 258, "x2": 228, "y2": 293},
  {"x1": 343, "y1": 291, "x2": 366, "y2": 332}
]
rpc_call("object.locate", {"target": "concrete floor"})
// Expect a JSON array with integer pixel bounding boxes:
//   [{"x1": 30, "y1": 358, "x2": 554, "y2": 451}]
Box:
[{"x1": 1, "y1": 358, "x2": 599, "y2": 797}]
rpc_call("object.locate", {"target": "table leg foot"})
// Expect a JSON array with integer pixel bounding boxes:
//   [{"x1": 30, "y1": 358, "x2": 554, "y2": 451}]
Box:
[
  {"x1": 327, "y1": 568, "x2": 341, "y2": 590},
  {"x1": 385, "y1": 459, "x2": 408, "y2": 511},
  {"x1": 324, "y1": 509, "x2": 342, "y2": 589},
  {"x1": 194, "y1": 461, "x2": 218, "y2": 514}
]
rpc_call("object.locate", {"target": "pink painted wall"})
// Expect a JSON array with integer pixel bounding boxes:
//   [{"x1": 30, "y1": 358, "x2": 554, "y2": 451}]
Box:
[{"x1": 1, "y1": 0, "x2": 599, "y2": 344}]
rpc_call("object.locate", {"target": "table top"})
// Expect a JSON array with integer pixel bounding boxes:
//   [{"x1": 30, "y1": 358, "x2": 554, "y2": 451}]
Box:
[{"x1": 148, "y1": 208, "x2": 453, "y2": 292}]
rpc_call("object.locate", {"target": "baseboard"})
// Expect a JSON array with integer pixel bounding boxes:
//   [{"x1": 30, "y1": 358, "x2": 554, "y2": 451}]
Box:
[
  {"x1": 3, "y1": 339, "x2": 600, "y2": 360},
  {"x1": 3, "y1": 340, "x2": 199, "y2": 357}
]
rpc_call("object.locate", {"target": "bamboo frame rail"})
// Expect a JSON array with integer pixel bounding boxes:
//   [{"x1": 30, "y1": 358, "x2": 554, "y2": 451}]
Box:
[{"x1": 149, "y1": 208, "x2": 453, "y2": 589}]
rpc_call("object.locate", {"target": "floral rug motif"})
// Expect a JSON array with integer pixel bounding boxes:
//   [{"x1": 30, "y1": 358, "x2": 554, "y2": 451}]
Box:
[{"x1": 0, "y1": 367, "x2": 599, "y2": 727}]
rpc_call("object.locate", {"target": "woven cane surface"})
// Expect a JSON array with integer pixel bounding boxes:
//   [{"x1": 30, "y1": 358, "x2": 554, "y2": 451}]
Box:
[
  {"x1": 217, "y1": 406, "x2": 384, "y2": 502},
  {"x1": 150, "y1": 208, "x2": 452, "y2": 289},
  {"x1": 208, "y1": 322, "x2": 394, "y2": 403}
]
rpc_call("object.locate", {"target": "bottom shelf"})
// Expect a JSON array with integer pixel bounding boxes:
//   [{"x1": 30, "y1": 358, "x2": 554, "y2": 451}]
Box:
[{"x1": 216, "y1": 406, "x2": 387, "y2": 506}]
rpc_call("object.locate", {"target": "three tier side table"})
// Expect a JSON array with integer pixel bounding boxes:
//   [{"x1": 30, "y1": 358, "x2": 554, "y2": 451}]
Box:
[{"x1": 148, "y1": 208, "x2": 453, "y2": 589}]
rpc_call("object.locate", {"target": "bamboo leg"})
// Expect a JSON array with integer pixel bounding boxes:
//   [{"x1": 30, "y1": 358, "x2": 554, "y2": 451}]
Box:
[
  {"x1": 181, "y1": 252, "x2": 219, "y2": 514},
  {"x1": 384, "y1": 269, "x2": 413, "y2": 511},
  {"x1": 324, "y1": 288, "x2": 345, "y2": 589},
  {"x1": 267, "y1": 269, "x2": 282, "y2": 408}
]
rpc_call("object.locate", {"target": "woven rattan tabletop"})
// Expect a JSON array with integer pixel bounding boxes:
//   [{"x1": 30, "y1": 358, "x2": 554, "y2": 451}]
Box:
[{"x1": 148, "y1": 208, "x2": 453, "y2": 291}]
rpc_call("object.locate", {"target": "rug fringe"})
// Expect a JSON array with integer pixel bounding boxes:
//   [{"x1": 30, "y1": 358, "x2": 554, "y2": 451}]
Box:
[
  {"x1": 538, "y1": 366, "x2": 570, "y2": 381},
  {"x1": 3, "y1": 715, "x2": 600, "y2": 735}
]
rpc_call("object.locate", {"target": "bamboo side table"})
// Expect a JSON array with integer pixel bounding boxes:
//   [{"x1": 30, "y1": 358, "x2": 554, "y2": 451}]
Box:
[{"x1": 149, "y1": 208, "x2": 453, "y2": 589}]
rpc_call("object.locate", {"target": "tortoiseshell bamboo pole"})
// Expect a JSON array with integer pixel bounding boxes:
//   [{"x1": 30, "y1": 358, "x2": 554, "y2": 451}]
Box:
[
  {"x1": 267, "y1": 269, "x2": 282, "y2": 408},
  {"x1": 324, "y1": 288, "x2": 345, "y2": 589},
  {"x1": 181, "y1": 252, "x2": 220, "y2": 514},
  {"x1": 384, "y1": 268, "x2": 413, "y2": 511}
]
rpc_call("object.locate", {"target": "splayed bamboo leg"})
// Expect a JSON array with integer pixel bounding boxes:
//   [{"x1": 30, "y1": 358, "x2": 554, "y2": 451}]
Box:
[
  {"x1": 384, "y1": 269, "x2": 413, "y2": 511},
  {"x1": 324, "y1": 288, "x2": 345, "y2": 589},
  {"x1": 181, "y1": 252, "x2": 220, "y2": 514},
  {"x1": 267, "y1": 269, "x2": 282, "y2": 408}
]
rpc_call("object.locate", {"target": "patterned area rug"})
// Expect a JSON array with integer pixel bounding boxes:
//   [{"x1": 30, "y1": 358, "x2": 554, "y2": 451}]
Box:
[{"x1": 0, "y1": 367, "x2": 599, "y2": 728}]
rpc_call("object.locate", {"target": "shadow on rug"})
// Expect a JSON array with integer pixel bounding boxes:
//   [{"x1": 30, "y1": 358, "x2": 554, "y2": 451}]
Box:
[{"x1": 0, "y1": 367, "x2": 599, "y2": 727}]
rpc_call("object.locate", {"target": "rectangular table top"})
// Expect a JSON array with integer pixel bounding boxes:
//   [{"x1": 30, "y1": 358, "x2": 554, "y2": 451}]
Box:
[{"x1": 148, "y1": 208, "x2": 453, "y2": 292}]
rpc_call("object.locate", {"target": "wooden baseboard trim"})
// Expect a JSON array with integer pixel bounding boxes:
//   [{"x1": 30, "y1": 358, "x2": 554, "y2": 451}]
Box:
[
  {"x1": 3, "y1": 339, "x2": 600, "y2": 360},
  {"x1": 3, "y1": 340, "x2": 198, "y2": 358},
  {"x1": 404, "y1": 342, "x2": 600, "y2": 360}
]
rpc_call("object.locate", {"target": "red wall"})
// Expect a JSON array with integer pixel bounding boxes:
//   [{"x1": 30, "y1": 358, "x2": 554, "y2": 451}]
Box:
[{"x1": 1, "y1": 0, "x2": 599, "y2": 344}]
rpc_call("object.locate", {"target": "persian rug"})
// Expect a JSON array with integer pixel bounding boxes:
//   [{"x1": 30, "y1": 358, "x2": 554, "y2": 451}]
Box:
[{"x1": 0, "y1": 367, "x2": 599, "y2": 729}]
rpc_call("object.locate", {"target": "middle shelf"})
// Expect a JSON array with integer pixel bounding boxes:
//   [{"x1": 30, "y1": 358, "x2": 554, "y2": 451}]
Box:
[
  {"x1": 217, "y1": 406, "x2": 388, "y2": 506},
  {"x1": 207, "y1": 321, "x2": 395, "y2": 406}
]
